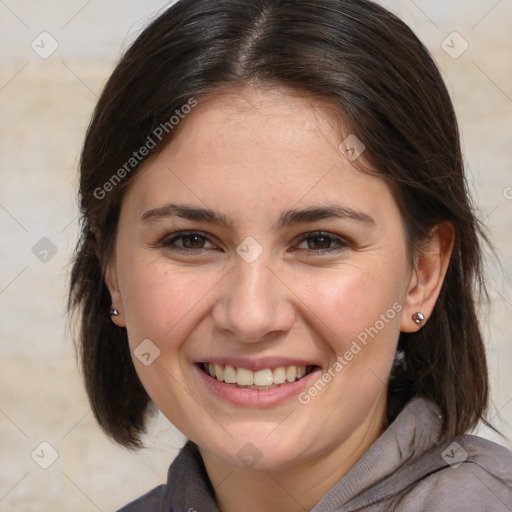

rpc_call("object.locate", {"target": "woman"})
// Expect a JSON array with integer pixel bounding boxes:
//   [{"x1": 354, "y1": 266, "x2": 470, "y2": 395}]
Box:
[{"x1": 68, "y1": 0, "x2": 512, "y2": 510}]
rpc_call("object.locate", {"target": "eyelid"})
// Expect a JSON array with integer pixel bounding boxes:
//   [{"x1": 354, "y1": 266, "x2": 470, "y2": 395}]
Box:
[
  {"x1": 157, "y1": 230, "x2": 218, "y2": 250},
  {"x1": 292, "y1": 231, "x2": 350, "y2": 253},
  {"x1": 153, "y1": 229, "x2": 350, "y2": 255}
]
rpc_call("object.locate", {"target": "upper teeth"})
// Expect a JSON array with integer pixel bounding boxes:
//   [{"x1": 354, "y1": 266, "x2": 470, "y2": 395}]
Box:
[{"x1": 206, "y1": 363, "x2": 308, "y2": 387}]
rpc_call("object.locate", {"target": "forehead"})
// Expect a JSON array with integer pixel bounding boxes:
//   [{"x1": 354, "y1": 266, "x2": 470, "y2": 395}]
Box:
[
  {"x1": 122, "y1": 86, "x2": 401, "y2": 230},
  {"x1": 176, "y1": 86, "x2": 341, "y2": 158}
]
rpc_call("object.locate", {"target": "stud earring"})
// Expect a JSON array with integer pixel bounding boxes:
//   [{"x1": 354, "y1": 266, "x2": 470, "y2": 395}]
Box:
[
  {"x1": 109, "y1": 307, "x2": 119, "y2": 317},
  {"x1": 412, "y1": 312, "x2": 425, "y2": 326}
]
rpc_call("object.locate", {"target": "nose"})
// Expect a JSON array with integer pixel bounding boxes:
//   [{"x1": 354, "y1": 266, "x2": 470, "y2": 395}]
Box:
[{"x1": 212, "y1": 253, "x2": 296, "y2": 344}]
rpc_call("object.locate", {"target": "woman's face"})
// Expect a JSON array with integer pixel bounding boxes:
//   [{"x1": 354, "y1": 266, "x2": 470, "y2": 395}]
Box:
[{"x1": 108, "y1": 86, "x2": 417, "y2": 471}]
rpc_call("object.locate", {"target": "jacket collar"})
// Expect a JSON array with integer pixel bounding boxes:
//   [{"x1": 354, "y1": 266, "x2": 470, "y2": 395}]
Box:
[{"x1": 164, "y1": 396, "x2": 444, "y2": 511}]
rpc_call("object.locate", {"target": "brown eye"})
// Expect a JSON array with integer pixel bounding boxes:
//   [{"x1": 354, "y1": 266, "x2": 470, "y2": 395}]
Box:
[
  {"x1": 306, "y1": 235, "x2": 333, "y2": 250},
  {"x1": 293, "y1": 232, "x2": 349, "y2": 254},
  {"x1": 179, "y1": 234, "x2": 207, "y2": 249},
  {"x1": 160, "y1": 231, "x2": 216, "y2": 252}
]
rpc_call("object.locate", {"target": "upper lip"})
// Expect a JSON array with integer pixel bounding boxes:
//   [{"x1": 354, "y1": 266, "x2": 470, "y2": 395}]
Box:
[{"x1": 196, "y1": 357, "x2": 321, "y2": 371}]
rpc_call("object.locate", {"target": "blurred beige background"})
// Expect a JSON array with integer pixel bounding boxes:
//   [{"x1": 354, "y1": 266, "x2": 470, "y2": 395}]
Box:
[{"x1": 0, "y1": 1, "x2": 511, "y2": 511}]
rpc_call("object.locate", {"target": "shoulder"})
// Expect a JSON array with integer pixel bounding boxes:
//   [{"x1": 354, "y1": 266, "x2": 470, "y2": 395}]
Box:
[
  {"x1": 115, "y1": 484, "x2": 168, "y2": 512},
  {"x1": 400, "y1": 435, "x2": 512, "y2": 511}
]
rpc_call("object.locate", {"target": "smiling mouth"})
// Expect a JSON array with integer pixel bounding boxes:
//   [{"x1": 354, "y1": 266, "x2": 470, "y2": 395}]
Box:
[{"x1": 198, "y1": 362, "x2": 317, "y2": 390}]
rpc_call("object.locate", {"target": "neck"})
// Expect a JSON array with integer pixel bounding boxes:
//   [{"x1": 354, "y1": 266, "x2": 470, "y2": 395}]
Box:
[{"x1": 199, "y1": 395, "x2": 388, "y2": 512}]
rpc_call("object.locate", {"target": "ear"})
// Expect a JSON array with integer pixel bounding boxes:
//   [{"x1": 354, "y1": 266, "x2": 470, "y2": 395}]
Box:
[
  {"x1": 105, "y1": 258, "x2": 127, "y2": 327},
  {"x1": 91, "y1": 227, "x2": 126, "y2": 328},
  {"x1": 401, "y1": 221, "x2": 455, "y2": 333}
]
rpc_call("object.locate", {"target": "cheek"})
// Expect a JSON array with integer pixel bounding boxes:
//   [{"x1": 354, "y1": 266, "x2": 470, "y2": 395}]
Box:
[
  {"x1": 296, "y1": 265, "x2": 405, "y2": 418},
  {"x1": 301, "y1": 261, "x2": 405, "y2": 352},
  {"x1": 118, "y1": 257, "x2": 216, "y2": 348}
]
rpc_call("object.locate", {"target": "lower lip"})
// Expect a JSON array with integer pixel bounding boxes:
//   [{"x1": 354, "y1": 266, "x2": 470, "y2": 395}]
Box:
[{"x1": 194, "y1": 364, "x2": 322, "y2": 407}]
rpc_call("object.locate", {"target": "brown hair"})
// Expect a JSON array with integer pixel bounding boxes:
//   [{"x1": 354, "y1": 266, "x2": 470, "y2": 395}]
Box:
[{"x1": 69, "y1": 0, "x2": 492, "y2": 448}]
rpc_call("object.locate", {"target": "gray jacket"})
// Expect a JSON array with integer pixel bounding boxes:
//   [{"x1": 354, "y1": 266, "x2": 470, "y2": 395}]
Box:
[{"x1": 118, "y1": 397, "x2": 512, "y2": 511}]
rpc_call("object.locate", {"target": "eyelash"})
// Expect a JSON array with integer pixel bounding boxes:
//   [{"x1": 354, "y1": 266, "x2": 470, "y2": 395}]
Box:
[{"x1": 156, "y1": 230, "x2": 350, "y2": 256}]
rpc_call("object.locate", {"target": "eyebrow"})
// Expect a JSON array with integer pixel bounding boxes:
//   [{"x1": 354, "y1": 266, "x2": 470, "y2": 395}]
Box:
[{"x1": 140, "y1": 203, "x2": 375, "y2": 229}]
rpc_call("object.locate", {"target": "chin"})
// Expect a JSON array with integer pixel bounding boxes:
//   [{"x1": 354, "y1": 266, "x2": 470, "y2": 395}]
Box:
[{"x1": 196, "y1": 425, "x2": 318, "y2": 472}]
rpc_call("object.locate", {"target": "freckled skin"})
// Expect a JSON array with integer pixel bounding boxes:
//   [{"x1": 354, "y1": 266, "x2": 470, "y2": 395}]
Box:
[{"x1": 107, "y1": 85, "x2": 453, "y2": 512}]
